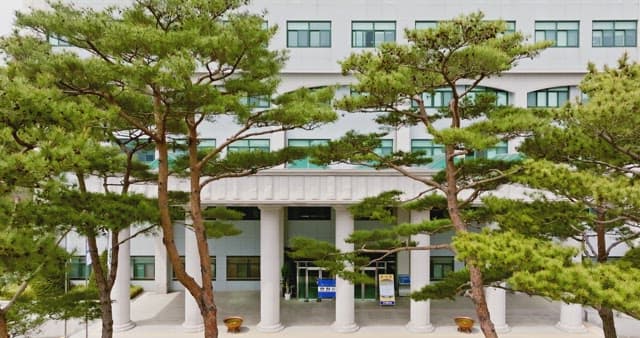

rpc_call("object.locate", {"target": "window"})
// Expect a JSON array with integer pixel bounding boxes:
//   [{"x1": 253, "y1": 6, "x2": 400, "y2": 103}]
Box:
[
  {"x1": 592, "y1": 21, "x2": 637, "y2": 47},
  {"x1": 227, "y1": 206, "x2": 261, "y2": 220},
  {"x1": 504, "y1": 21, "x2": 516, "y2": 34},
  {"x1": 287, "y1": 207, "x2": 332, "y2": 220},
  {"x1": 352, "y1": 21, "x2": 396, "y2": 47},
  {"x1": 287, "y1": 21, "x2": 331, "y2": 47},
  {"x1": 535, "y1": 21, "x2": 579, "y2": 47},
  {"x1": 467, "y1": 141, "x2": 509, "y2": 159},
  {"x1": 414, "y1": 87, "x2": 508, "y2": 109},
  {"x1": 172, "y1": 256, "x2": 216, "y2": 280},
  {"x1": 375, "y1": 140, "x2": 393, "y2": 156},
  {"x1": 527, "y1": 87, "x2": 570, "y2": 107},
  {"x1": 69, "y1": 256, "x2": 90, "y2": 280},
  {"x1": 240, "y1": 95, "x2": 270, "y2": 108},
  {"x1": 287, "y1": 139, "x2": 329, "y2": 169},
  {"x1": 131, "y1": 256, "x2": 155, "y2": 280},
  {"x1": 415, "y1": 21, "x2": 438, "y2": 30},
  {"x1": 227, "y1": 256, "x2": 260, "y2": 280},
  {"x1": 48, "y1": 34, "x2": 70, "y2": 47},
  {"x1": 228, "y1": 139, "x2": 270, "y2": 152},
  {"x1": 117, "y1": 138, "x2": 156, "y2": 163},
  {"x1": 411, "y1": 139, "x2": 445, "y2": 157},
  {"x1": 431, "y1": 256, "x2": 454, "y2": 281}
]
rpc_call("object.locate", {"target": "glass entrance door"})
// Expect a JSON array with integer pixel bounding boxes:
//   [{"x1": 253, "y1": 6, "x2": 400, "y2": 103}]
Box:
[
  {"x1": 355, "y1": 261, "x2": 388, "y2": 300},
  {"x1": 295, "y1": 261, "x2": 328, "y2": 300}
]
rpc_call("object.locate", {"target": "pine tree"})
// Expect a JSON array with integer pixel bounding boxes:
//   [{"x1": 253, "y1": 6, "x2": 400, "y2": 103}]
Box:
[
  {"x1": 290, "y1": 13, "x2": 548, "y2": 338},
  {"x1": 13, "y1": 1, "x2": 337, "y2": 337}
]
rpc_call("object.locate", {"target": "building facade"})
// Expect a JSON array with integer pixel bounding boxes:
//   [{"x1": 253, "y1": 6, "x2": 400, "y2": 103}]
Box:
[{"x1": 23, "y1": 0, "x2": 640, "y2": 334}]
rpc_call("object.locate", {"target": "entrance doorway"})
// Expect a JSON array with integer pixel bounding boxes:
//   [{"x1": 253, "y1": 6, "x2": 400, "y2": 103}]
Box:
[
  {"x1": 295, "y1": 261, "x2": 330, "y2": 300},
  {"x1": 355, "y1": 261, "x2": 390, "y2": 300}
]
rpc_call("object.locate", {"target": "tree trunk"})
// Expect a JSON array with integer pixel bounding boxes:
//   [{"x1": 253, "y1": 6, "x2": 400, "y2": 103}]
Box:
[
  {"x1": 469, "y1": 265, "x2": 498, "y2": 338},
  {"x1": 203, "y1": 308, "x2": 218, "y2": 338},
  {"x1": 444, "y1": 144, "x2": 498, "y2": 338},
  {"x1": 99, "y1": 295, "x2": 114, "y2": 338},
  {"x1": 0, "y1": 311, "x2": 9, "y2": 338},
  {"x1": 598, "y1": 306, "x2": 617, "y2": 338}
]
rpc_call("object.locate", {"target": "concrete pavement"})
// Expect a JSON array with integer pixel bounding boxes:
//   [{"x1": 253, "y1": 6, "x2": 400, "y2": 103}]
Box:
[{"x1": 33, "y1": 290, "x2": 633, "y2": 338}]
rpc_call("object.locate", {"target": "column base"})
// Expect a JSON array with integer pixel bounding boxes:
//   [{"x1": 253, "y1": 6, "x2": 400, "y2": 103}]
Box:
[
  {"x1": 182, "y1": 322, "x2": 204, "y2": 333},
  {"x1": 257, "y1": 322, "x2": 284, "y2": 333},
  {"x1": 406, "y1": 321, "x2": 435, "y2": 333},
  {"x1": 332, "y1": 321, "x2": 359, "y2": 333},
  {"x1": 556, "y1": 321, "x2": 587, "y2": 333},
  {"x1": 113, "y1": 321, "x2": 136, "y2": 332},
  {"x1": 493, "y1": 324, "x2": 511, "y2": 333}
]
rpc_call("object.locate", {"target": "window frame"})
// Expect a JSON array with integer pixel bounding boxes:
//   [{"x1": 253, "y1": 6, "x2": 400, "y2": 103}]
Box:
[
  {"x1": 226, "y1": 256, "x2": 260, "y2": 281},
  {"x1": 227, "y1": 139, "x2": 270, "y2": 153},
  {"x1": 69, "y1": 256, "x2": 90, "y2": 280},
  {"x1": 527, "y1": 86, "x2": 570, "y2": 108},
  {"x1": 430, "y1": 256, "x2": 454, "y2": 281},
  {"x1": 411, "y1": 139, "x2": 445, "y2": 157},
  {"x1": 535, "y1": 21, "x2": 580, "y2": 47},
  {"x1": 287, "y1": 21, "x2": 332, "y2": 48},
  {"x1": 287, "y1": 139, "x2": 329, "y2": 169},
  {"x1": 131, "y1": 256, "x2": 155, "y2": 281},
  {"x1": 351, "y1": 21, "x2": 396, "y2": 48},
  {"x1": 592, "y1": 20, "x2": 637, "y2": 47}
]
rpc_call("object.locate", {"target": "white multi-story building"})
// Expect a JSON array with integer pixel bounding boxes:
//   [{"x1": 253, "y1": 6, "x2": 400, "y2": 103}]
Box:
[{"x1": 20, "y1": 0, "x2": 640, "y2": 334}]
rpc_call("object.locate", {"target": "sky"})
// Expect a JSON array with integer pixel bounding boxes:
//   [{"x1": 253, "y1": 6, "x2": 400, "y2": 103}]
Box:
[{"x1": 0, "y1": 1, "x2": 23, "y2": 36}]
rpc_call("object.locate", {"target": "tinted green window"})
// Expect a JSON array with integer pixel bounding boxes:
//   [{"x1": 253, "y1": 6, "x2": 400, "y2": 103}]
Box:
[
  {"x1": 415, "y1": 21, "x2": 438, "y2": 30},
  {"x1": 227, "y1": 256, "x2": 259, "y2": 280},
  {"x1": 592, "y1": 21, "x2": 636, "y2": 47},
  {"x1": 131, "y1": 256, "x2": 155, "y2": 280},
  {"x1": 411, "y1": 140, "x2": 444, "y2": 157},
  {"x1": 431, "y1": 256, "x2": 454, "y2": 281},
  {"x1": 527, "y1": 87, "x2": 570, "y2": 107},
  {"x1": 375, "y1": 139, "x2": 393, "y2": 156},
  {"x1": 467, "y1": 141, "x2": 508, "y2": 159},
  {"x1": 287, "y1": 21, "x2": 331, "y2": 47},
  {"x1": 535, "y1": 21, "x2": 579, "y2": 47},
  {"x1": 352, "y1": 21, "x2": 396, "y2": 47},
  {"x1": 228, "y1": 139, "x2": 270, "y2": 152},
  {"x1": 69, "y1": 256, "x2": 90, "y2": 280},
  {"x1": 415, "y1": 86, "x2": 508, "y2": 108},
  {"x1": 287, "y1": 139, "x2": 329, "y2": 169}
]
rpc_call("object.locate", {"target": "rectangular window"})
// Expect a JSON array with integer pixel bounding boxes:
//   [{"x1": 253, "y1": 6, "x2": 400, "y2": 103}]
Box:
[
  {"x1": 592, "y1": 21, "x2": 636, "y2": 47},
  {"x1": 287, "y1": 207, "x2": 332, "y2": 220},
  {"x1": 415, "y1": 21, "x2": 438, "y2": 30},
  {"x1": 352, "y1": 21, "x2": 396, "y2": 47},
  {"x1": 505, "y1": 21, "x2": 516, "y2": 34},
  {"x1": 527, "y1": 87, "x2": 570, "y2": 107},
  {"x1": 411, "y1": 139, "x2": 445, "y2": 157},
  {"x1": 117, "y1": 138, "x2": 156, "y2": 163},
  {"x1": 240, "y1": 95, "x2": 270, "y2": 108},
  {"x1": 228, "y1": 139, "x2": 270, "y2": 152},
  {"x1": 415, "y1": 87, "x2": 508, "y2": 108},
  {"x1": 375, "y1": 139, "x2": 393, "y2": 156},
  {"x1": 131, "y1": 256, "x2": 155, "y2": 280},
  {"x1": 69, "y1": 256, "x2": 90, "y2": 280},
  {"x1": 287, "y1": 139, "x2": 329, "y2": 169},
  {"x1": 287, "y1": 21, "x2": 331, "y2": 47},
  {"x1": 198, "y1": 139, "x2": 216, "y2": 152},
  {"x1": 48, "y1": 34, "x2": 70, "y2": 47},
  {"x1": 227, "y1": 206, "x2": 261, "y2": 220},
  {"x1": 467, "y1": 141, "x2": 509, "y2": 159},
  {"x1": 172, "y1": 256, "x2": 216, "y2": 280},
  {"x1": 227, "y1": 256, "x2": 260, "y2": 280},
  {"x1": 431, "y1": 256, "x2": 454, "y2": 281},
  {"x1": 535, "y1": 21, "x2": 579, "y2": 47}
]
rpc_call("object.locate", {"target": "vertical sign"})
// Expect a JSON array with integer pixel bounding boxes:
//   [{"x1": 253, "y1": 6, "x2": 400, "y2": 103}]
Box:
[{"x1": 378, "y1": 274, "x2": 395, "y2": 306}]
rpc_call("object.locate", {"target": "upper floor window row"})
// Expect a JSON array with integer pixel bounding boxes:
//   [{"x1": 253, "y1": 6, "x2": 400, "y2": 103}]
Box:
[
  {"x1": 527, "y1": 86, "x2": 569, "y2": 108},
  {"x1": 535, "y1": 21, "x2": 579, "y2": 47},
  {"x1": 592, "y1": 21, "x2": 637, "y2": 47},
  {"x1": 415, "y1": 86, "x2": 509, "y2": 108},
  {"x1": 352, "y1": 21, "x2": 396, "y2": 48},
  {"x1": 287, "y1": 21, "x2": 331, "y2": 48},
  {"x1": 415, "y1": 20, "x2": 515, "y2": 34}
]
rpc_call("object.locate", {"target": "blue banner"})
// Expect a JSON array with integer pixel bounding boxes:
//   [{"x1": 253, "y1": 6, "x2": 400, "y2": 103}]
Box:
[{"x1": 317, "y1": 279, "x2": 336, "y2": 299}]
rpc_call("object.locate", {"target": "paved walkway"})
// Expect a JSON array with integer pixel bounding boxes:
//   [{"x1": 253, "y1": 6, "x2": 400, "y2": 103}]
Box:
[{"x1": 33, "y1": 291, "x2": 635, "y2": 338}]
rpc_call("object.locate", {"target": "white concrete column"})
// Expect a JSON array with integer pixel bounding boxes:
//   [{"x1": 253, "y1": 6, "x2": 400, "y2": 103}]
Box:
[
  {"x1": 485, "y1": 284, "x2": 510, "y2": 333},
  {"x1": 154, "y1": 232, "x2": 168, "y2": 294},
  {"x1": 406, "y1": 210, "x2": 434, "y2": 333},
  {"x1": 332, "y1": 206, "x2": 359, "y2": 333},
  {"x1": 257, "y1": 206, "x2": 284, "y2": 332},
  {"x1": 557, "y1": 240, "x2": 587, "y2": 333},
  {"x1": 112, "y1": 227, "x2": 135, "y2": 332},
  {"x1": 183, "y1": 220, "x2": 204, "y2": 332}
]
